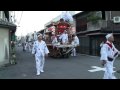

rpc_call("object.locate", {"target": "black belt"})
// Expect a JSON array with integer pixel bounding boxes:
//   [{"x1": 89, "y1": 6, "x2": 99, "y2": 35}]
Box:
[{"x1": 107, "y1": 57, "x2": 113, "y2": 62}]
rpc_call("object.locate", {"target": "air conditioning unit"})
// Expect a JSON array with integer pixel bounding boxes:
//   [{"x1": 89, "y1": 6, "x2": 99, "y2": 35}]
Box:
[{"x1": 113, "y1": 16, "x2": 120, "y2": 23}]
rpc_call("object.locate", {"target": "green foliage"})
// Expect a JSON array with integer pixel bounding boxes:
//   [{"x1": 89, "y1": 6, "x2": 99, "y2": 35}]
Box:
[{"x1": 87, "y1": 12, "x2": 102, "y2": 24}]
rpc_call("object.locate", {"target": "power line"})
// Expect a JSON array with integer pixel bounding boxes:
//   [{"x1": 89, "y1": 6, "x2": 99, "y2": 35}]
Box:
[
  {"x1": 18, "y1": 11, "x2": 23, "y2": 26},
  {"x1": 18, "y1": 11, "x2": 23, "y2": 25},
  {"x1": 15, "y1": 11, "x2": 19, "y2": 23}
]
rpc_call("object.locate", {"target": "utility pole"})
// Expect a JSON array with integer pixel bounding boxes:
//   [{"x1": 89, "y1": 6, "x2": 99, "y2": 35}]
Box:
[{"x1": 13, "y1": 11, "x2": 15, "y2": 23}]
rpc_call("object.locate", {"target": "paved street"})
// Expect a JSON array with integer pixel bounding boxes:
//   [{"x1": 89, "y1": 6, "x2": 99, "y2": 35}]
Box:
[{"x1": 0, "y1": 46, "x2": 120, "y2": 79}]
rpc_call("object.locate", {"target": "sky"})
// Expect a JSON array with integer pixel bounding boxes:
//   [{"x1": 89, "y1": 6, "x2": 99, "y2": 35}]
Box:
[{"x1": 15, "y1": 11, "x2": 81, "y2": 36}]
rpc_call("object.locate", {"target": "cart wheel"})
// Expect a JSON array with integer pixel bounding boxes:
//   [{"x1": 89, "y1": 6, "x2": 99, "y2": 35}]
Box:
[{"x1": 63, "y1": 54, "x2": 69, "y2": 58}]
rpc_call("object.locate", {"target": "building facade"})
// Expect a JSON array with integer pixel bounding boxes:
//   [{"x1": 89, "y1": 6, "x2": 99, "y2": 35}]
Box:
[
  {"x1": 73, "y1": 11, "x2": 120, "y2": 56},
  {"x1": 0, "y1": 11, "x2": 16, "y2": 66}
]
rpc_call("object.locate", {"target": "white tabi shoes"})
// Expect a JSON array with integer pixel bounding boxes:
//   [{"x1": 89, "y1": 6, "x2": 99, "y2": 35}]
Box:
[
  {"x1": 40, "y1": 70, "x2": 44, "y2": 72},
  {"x1": 36, "y1": 72, "x2": 40, "y2": 75}
]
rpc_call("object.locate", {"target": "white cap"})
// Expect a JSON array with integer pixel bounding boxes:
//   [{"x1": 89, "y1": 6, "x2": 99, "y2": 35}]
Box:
[
  {"x1": 37, "y1": 33, "x2": 42, "y2": 37},
  {"x1": 105, "y1": 33, "x2": 113, "y2": 39}
]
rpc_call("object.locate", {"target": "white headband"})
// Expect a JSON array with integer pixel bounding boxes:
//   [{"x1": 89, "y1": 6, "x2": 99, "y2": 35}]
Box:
[
  {"x1": 37, "y1": 34, "x2": 42, "y2": 37},
  {"x1": 105, "y1": 33, "x2": 113, "y2": 39}
]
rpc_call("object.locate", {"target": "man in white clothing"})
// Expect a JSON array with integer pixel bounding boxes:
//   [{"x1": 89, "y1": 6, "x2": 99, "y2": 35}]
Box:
[
  {"x1": 71, "y1": 34, "x2": 80, "y2": 56},
  {"x1": 52, "y1": 34, "x2": 58, "y2": 45},
  {"x1": 59, "y1": 30, "x2": 68, "y2": 44},
  {"x1": 34, "y1": 31, "x2": 38, "y2": 41},
  {"x1": 32, "y1": 33, "x2": 49, "y2": 75},
  {"x1": 100, "y1": 33, "x2": 120, "y2": 79}
]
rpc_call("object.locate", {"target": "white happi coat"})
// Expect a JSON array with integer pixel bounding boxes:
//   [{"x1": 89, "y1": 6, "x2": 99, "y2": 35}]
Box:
[
  {"x1": 32, "y1": 40, "x2": 49, "y2": 74},
  {"x1": 52, "y1": 37, "x2": 58, "y2": 45},
  {"x1": 100, "y1": 40, "x2": 119, "y2": 79},
  {"x1": 32, "y1": 40, "x2": 49, "y2": 57},
  {"x1": 71, "y1": 36, "x2": 79, "y2": 47},
  {"x1": 34, "y1": 32, "x2": 38, "y2": 41},
  {"x1": 71, "y1": 36, "x2": 79, "y2": 56},
  {"x1": 59, "y1": 33, "x2": 68, "y2": 44}
]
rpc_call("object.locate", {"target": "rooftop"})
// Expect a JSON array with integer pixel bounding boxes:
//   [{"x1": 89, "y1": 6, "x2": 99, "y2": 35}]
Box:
[
  {"x1": 0, "y1": 19, "x2": 16, "y2": 31},
  {"x1": 73, "y1": 11, "x2": 91, "y2": 18}
]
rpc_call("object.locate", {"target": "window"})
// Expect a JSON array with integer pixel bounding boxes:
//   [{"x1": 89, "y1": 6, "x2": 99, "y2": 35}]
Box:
[{"x1": 0, "y1": 11, "x2": 3, "y2": 19}]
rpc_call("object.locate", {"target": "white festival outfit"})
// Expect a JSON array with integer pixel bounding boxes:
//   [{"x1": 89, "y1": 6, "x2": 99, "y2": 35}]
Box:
[
  {"x1": 100, "y1": 33, "x2": 119, "y2": 79},
  {"x1": 32, "y1": 34, "x2": 49, "y2": 75}
]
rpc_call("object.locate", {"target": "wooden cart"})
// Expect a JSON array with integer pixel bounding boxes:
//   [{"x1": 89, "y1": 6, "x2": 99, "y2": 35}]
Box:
[
  {"x1": 47, "y1": 44, "x2": 75, "y2": 58},
  {"x1": 45, "y1": 18, "x2": 75, "y2": 58}
]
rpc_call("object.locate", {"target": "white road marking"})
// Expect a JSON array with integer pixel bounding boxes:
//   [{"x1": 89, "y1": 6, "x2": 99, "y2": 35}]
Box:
[{"x1": 88, "y1": 66, "x2": 116, "y2": 73}]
